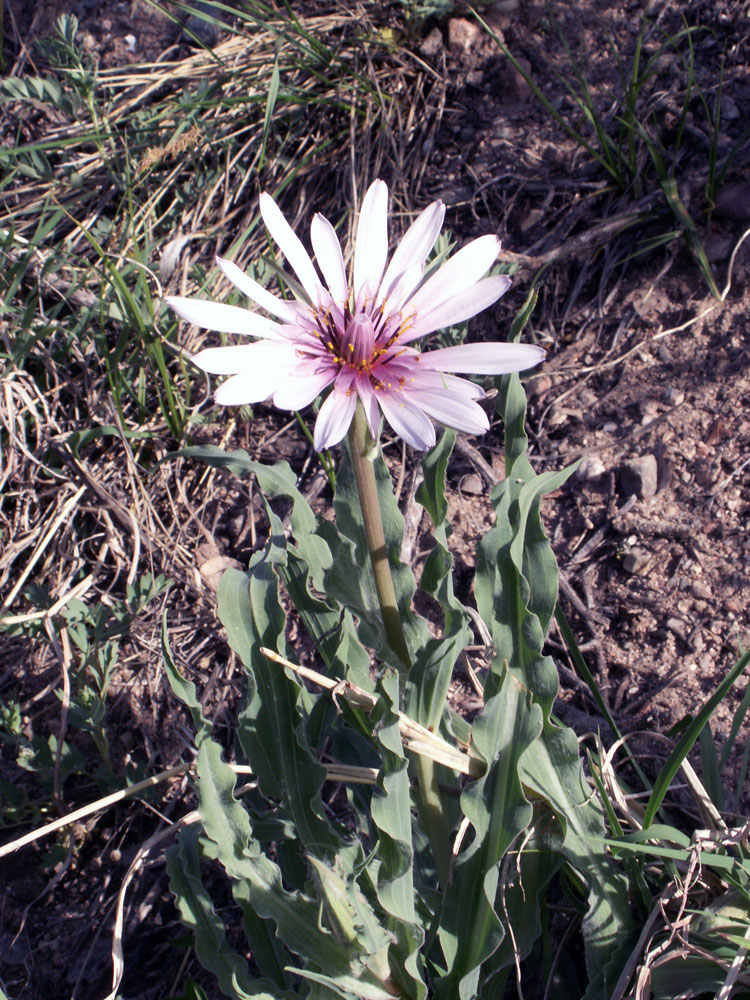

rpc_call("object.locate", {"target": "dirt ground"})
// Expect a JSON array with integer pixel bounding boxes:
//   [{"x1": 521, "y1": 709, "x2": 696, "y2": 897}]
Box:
[{"x1": 1, "y1": 1, "x2": 750, "y2": 997}]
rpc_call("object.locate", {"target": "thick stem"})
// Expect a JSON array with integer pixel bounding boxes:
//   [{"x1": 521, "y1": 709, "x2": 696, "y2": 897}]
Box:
[
  {"x1": 346, "y1": 405, "x2": 452, "y2": 889},
  {"x1": 347, "y1": 405, "x2": 411, "y2": 671}
]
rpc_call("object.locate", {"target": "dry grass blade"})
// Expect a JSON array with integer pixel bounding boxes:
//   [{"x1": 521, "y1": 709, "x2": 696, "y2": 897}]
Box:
[{"x1": 261, "y1": 647, "x2": 484, "y2": 778}]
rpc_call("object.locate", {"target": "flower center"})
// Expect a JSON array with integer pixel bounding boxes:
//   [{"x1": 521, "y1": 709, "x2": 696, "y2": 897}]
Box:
[{"x1": 344, "y1": 312, "x2": 376, "y2": 369}]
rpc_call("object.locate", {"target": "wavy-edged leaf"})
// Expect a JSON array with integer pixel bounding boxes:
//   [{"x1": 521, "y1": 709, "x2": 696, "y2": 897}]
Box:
[
  {"x1": 166, "y1": 826, "x2": 287, "y2": 1000},
  {"x1": 319, "y1": 437, "x2": 429, "y2": 669},
  {"x1": 436, "y1": 665, "x2": 540, "y2": 999},
  {"x1": 370, "y1": 671, "x2": 427, "y2": 1000}
]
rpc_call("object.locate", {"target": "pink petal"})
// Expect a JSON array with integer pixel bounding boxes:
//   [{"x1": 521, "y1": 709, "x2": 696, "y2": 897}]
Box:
[
  {"x1": 420, "y1": 342, "x2": 546, "y2": 375},
  {"x1": 313, "y1": 384, "x2": 358, "y2": 450},
  {"x1": 400, "y1": 275, "x2": 511, "y2": 343},
  {"x1": 406, "y1": 234, "x2": 501, "y2": 318},
  {"x1": 353, "y1": 180, "x2": 388, "y2": 302},
  {"x1": 378, "y1": 199, "x2": 445, "y2": 305},
  {"x1": 411, "y1": 370, "x2": 486, "y2": 400},
  {"x1": 165, "y1": 296, "x2": 284, "y2": 339},
  {"x1": 272, "y1": 368, "x2": 335, "y2": 410},
  {"x1": 259, "y1": 192, "x2": 325, "y2": 306},
  {"x1": 195, "y1": 339, "x2": 296, "y2": 376},
  {"x1": 406, "y1": 387, "x2": 489, "y2": 436},
  {"x1": 310, "y1": 213, "x2": 348, "y2": 304},
  {"x1": 354, "y1": 376, "x2": 381, "y2": 440},
  {"x1": 215, "y1": 257, "x2": 298, "y2": 322},
  {"x1": 376, "y1": 392, "x2": 436, "y2": 450}
]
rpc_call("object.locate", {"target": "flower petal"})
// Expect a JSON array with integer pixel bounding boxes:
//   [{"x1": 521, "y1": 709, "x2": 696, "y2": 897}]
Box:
[
  {"x1": 215, "y1": 257, "x2": 298, "y2": 322},
  {"x1": 406, "y1": 234, "x2": 501, "y2": 318},
  {"x1": 209, "y1": 344, "x2": 300, "y2": 404},
  {"x1": 353, "y1": 180, "x2": 388, "y2": 302},
  {"x1": 259, "y1": 192, "x2": 325, "y2": 306},
  {"x1": 354, "y1": 376, "x2": 382, "y2": 440},
  {"x1": 376, "y1": 391, "x2": 436, "y2": 450},
  {"x1": 195, "y1": 339, "x2": 296, "y2": 376},
  {"x1": 378, "y1": 199, "x2": 445, "y2": 304},
  {"x1": 310, "y1": 213, "x2": 348, "y2": 304},
  {"x1": 420, "y1": 341, "x2": 546, "y2": 375},
  {"x1": 400, "y1": 275, "x2": 511, "y2": 343},
  {"x1": 272, "y1": 368, "x2": 335, "y2": 410},
  {"x1": 165, "y1": 296, "x2": 284, "y2": 339},
  {"x1": 406, "y1": 385, "x2": 489, "y2": 436},
  {"x1": 313, "y1": 383, "x2": 358, "y2": 450}
]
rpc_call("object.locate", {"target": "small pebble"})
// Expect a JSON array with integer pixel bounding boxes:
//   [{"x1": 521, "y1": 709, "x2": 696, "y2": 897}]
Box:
[
  {"x1": 622, "y1": 547, "x2": 651, "y2": 575},
  {"x1": 691, "y1": 580, "x2": 712, "y2": 600},
  {"x1": 460, "y1": 473, "x2": 483, "y2": 495},
  {"x1": 420, "y1": 27, "x2": 443, "y2": 57},
  {"x1": 666, "y1": 617, "x2": 686, "y2": 635},
  {"x1": 603, "y1": 422, "x2": 618, "y2": 433},
  {"x1": 619, "y1": 454, "x2": 658, "y2": 498},
  {"x1": 576, "y1": 454, "x2": 605, "y2": 482}
]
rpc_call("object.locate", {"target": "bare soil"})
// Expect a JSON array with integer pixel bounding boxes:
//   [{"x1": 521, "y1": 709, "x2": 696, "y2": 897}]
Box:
[{"x1": 2, "y1": 1, "x2": 750, "y2": 998}]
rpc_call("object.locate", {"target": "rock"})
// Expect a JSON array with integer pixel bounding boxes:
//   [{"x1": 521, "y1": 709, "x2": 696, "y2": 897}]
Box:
[
  {"x1": 576, "y1": 454, "x2": 605, "y2": 482},
  {"x1": 619, "y1": 455, "x2": 658, "y2": 498},
  {"x1": 419, "y1": 27, "x2": 443, "y2": 58},
  {"x1": 721, "y1": 95, "x2": 741, "y2": 120},
  {"x1": 603, "y1": 421, "x2": 618, "y2": 433},
  {"x1": 448, "y1": 18, "x2": 482, "y2": 55},
  {"x1": 460, "y1": 473, "x2": 483, "y2": 495},
  {"x1": 666, "y1": 617, "x2": 686, "y2": 636},
  {"x1": 504, "y1": 56, "x2": 533, "y2": 104},
  {"x1": 622, "y1": 547, "x2": 651, "y2": 575},
  {"x1": 691, "y1": 579, "x2": 712, "y2": 601},
  {"x1": 663, "y1": 386, "x2": 684, "y2": 406},
  {"x1": 183, "y1": 1, "x2": 220, "y2": 47},
  {"x1": 527, "y1": 374, "x2": 552, "y2": 400},
  {"x1": 715, "y1": 182, "x2": 750, "y2": 223}
]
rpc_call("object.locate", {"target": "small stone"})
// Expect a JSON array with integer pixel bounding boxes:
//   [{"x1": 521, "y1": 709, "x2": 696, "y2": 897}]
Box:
[
  {"x1": 504, "y1": 56, "x2": 533, "y2": 104},
  {"x1": 666, "y1": 617, "x2": 686, "y2": 636},
  {"x1": 527, "y1": 374, "x2": 552, "y2": 399},
  {"x1": 579, "y1": 388, "x2": 597, "y2": 407},
  {"x1": 691, "y1": 579, "x2": 712, "y2": 601},
  {"x1": 715, "y1": 182, "x2": 750, "y2": 223},
  {"x1": 623, "y1": 547, "x2": 651, "y2": 575},
  {"x1": 697, "y1": 654, "x2": 715, "y2": 673},
  {"x1": 448, "y1": 18, "x2": 482, "y2": 55},
  {"x1": 419, "y1": 27, "x2": 443, "y2": 58},
  {"x1": 658, "y1": 343, "x2": 672, "y2": 363},
  {"x1": 619, "y1": 455, "x2": 658, "y2": 498},
  {"x1": 663, "y1": 386, "x2": 685, "y2": 406},
  {"x1": 460, "y1": 473, "x2": 483, "y2": 495},
  {"x1": 183, "y1": 1, "x2": 220, "y2": 47},
  {"x1": 721, "y1": 95, "x2": 741, "y2": 120},
  {"x1": 603, "y1": 421, "x2": 618, "y2": 433},
  {"x1": 576, "y1": 454, "x2": 605, "y2": 482}
]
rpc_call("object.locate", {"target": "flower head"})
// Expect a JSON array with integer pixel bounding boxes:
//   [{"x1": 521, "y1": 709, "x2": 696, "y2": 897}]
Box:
[{"x1": 166, "y1": 180, "x2": 544, "y2": 450}]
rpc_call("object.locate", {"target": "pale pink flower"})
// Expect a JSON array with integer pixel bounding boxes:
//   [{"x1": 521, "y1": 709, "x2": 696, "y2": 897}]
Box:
[{"x1": 166, "y1": 180, "x2": 544, "y2": 450}]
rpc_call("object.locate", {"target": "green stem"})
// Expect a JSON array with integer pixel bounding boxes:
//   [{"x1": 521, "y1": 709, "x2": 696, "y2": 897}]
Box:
[
  {"x1": 346, "y1": 405, "x2": 452, "y2": 889},
  {"x1": 347, "y1": 405, "x2": 410, "y2": 671}
]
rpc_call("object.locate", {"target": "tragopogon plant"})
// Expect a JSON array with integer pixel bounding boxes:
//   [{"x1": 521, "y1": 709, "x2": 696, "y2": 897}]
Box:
[{"x1": 164, "y1": 182, "x2": 631, "y2": 999}]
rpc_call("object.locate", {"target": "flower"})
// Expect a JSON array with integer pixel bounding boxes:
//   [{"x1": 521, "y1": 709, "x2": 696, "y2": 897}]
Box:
[{"x1": 165, "y1": 180, "x2": 545, "y2": 451}]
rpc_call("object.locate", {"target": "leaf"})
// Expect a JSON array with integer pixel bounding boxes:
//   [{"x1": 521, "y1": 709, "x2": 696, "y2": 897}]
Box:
[
  {"x1": 177, "y1": 445, "x2": 332, "y2": 586},
  {"x1": 408, "y1": 430, "x2": 471, "y2": 734},
  {"x1": 319, "y1": 437, "x2": 429, "y2": 669},
  {"x1": 166, "y1": 827, "x2": 286, "y2": 1000},
  {"x1": 369, "y1": 671, "x2": 428, "y2": 1000},
  {"x1": 435, "y1": 665, "x2": 540, "y2": 1000},
  {"x1": 161, "y1": 611, "x2": 212, "y2": 744},
  {"x1": 218, "y1": 562, "x2": 336, "y2": 852}
]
